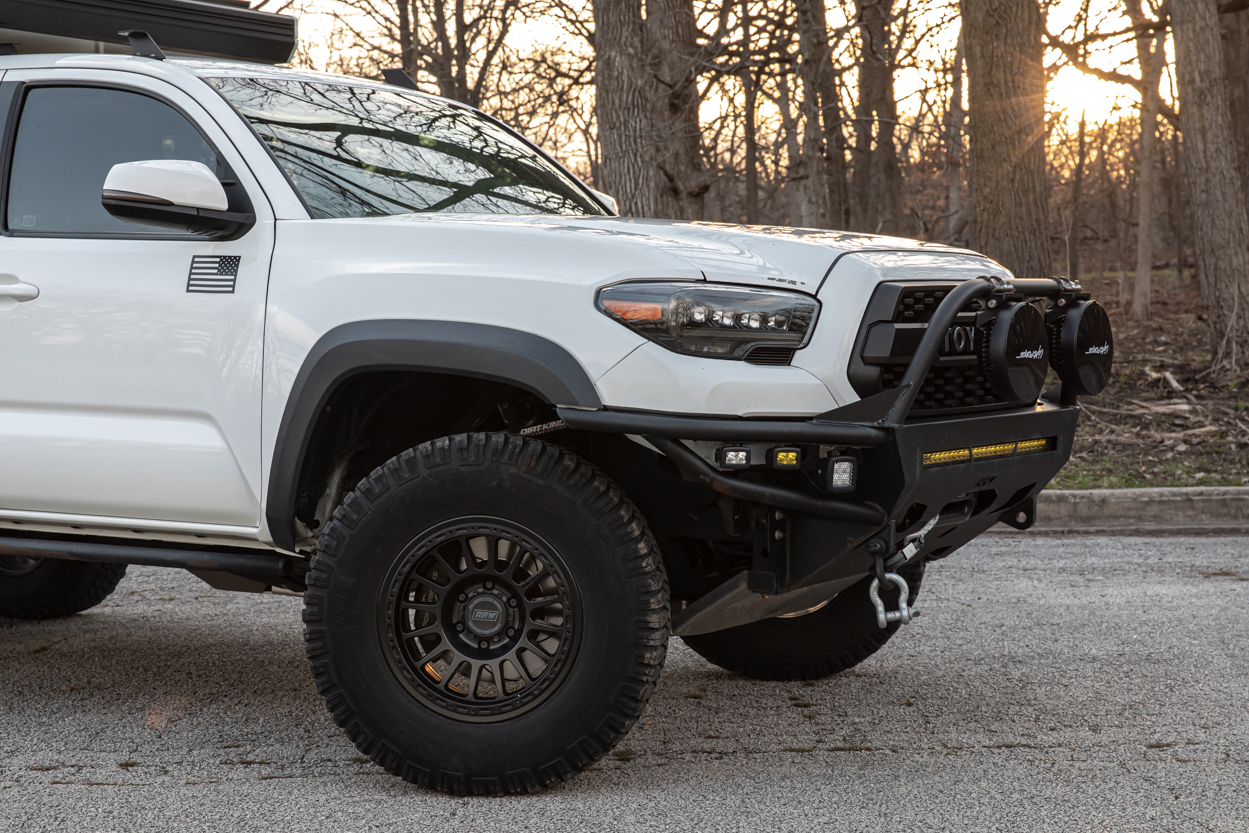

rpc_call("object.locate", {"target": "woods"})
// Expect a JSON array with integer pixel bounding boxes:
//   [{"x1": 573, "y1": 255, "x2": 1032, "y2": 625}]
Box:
[{"x1": 283, "y1": 0, "x2": 1249, "y2": 372}]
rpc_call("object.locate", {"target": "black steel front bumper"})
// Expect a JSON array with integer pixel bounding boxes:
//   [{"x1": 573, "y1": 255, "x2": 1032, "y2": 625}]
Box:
[{"x1": 557, "y1": 276, "x2": 1090, "y2": 633}]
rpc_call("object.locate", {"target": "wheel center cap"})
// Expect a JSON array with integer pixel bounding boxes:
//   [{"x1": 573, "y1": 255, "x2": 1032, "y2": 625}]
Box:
[{"x1": 463, "y1": 595, "x2": 506, "y2": 638}]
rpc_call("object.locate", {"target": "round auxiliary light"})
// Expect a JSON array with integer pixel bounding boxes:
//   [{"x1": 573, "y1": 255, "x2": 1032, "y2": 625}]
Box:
[
  {"x1": 982, "y1": 301, "x2": 1049, "y2": 404},
  {"x1": 1049, "y1": 300, "x2": 1113, "y2": 396}
]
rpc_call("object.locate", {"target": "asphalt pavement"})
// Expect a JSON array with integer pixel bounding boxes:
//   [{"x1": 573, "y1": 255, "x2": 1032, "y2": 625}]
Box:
[{"x1": 2, "y1": 535, "x2": 1247, "y2": 832}]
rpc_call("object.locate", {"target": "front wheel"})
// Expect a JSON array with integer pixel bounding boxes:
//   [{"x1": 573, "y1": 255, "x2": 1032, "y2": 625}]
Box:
[
  {"x1": 681, "y1": 562, "x2": 924, "y2": 681},
  {"x1": 303, "y1": 433, "x2": 669, "y2": 795}
]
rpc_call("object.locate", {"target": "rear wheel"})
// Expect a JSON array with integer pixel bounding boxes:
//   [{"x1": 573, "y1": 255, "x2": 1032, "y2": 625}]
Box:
[
  {"x1": 681, "y1": 562, "x2": 924, "y2": 681},
  {"x1": 0, "y1": 555, "x2": 127, "y2": 619},
  {"x1": 304, "y1": 433, "x2": 669, "y2": 795}
]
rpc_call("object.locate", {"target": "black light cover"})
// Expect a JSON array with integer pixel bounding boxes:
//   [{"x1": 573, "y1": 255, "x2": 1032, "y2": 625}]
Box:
[
  {"x1": 1049, "y1": 300, "x2": 1113, "y2": 396},
  {"x1": 982, "y1": 302, "x2": 1049, "y2": 404}
]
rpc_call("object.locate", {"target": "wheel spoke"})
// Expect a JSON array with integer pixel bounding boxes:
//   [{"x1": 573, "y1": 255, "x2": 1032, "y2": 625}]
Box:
[
  {"x1": 526, "y1": 594, "x2": 560, "y2": 609},
  {"x1": 526, "y1": 620, "x2": 562, "y2": 635}
]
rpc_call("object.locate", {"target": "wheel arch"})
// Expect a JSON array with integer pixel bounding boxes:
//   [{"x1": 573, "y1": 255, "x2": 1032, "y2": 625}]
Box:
[{"x1": 265, "y1": 320, "x2": 603, "y2": 551}]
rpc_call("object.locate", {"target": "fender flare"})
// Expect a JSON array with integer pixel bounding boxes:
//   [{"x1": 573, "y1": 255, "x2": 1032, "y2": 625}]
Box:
[{"x1": 265, "y1": 319, "x2": 602, "y2": 551}]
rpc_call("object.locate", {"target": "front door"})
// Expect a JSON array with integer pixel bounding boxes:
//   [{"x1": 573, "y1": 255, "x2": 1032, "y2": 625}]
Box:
[{"x1": 0, "y1": 70, "x2": 273, "y2": 527}]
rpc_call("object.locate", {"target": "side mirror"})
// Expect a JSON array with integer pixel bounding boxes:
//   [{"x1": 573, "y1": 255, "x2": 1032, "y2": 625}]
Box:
[
  {"x1": 589, "y1": 188, "x2": 619, "y2": 215},
  {"x1": 102, "y1": 160, "x2": 254, "y2": 240}
]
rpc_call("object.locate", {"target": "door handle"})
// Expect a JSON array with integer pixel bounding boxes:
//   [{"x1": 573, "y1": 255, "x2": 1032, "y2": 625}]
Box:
[{"x1": 0, "y1": 274, "x2": 39, "y2": 302}]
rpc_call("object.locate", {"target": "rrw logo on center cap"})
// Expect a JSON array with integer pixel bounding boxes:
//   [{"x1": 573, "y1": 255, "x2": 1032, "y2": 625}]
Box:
[{"x1": 472, "y1": 609, "x2": 500, "y2": 621}]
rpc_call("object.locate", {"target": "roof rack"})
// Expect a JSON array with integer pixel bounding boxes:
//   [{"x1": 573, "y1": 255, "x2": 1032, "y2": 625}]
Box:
[{"x1": 120, "y1": 30, "x2": 165, "y2": 61}]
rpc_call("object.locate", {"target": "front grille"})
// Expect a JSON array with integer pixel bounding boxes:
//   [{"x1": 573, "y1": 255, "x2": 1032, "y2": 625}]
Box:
[
  {"x1": 894, "y1": 286, "x2": 955, "y2": 323},
  {"x1": 880, "y1": 362, "x2": 1003, "y2": 411},
  {"x1": 743, "y1": 346, "x2": 795, "y2": 366}
]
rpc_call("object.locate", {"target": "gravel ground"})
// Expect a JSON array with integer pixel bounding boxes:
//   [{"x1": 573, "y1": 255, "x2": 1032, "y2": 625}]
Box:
[{"x1": 2, "y1": 535, "x2": 1247, "y2": 832}]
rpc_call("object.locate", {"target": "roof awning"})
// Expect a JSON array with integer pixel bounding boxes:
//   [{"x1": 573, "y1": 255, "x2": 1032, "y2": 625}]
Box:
[{"x1": 0, "y1": 0, "x2": 298, "y2": 63}]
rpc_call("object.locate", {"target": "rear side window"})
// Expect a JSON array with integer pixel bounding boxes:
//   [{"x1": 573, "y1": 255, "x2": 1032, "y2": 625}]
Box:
[{"x1": 5, "y1": 86, "x2": 218, "y2": 234}]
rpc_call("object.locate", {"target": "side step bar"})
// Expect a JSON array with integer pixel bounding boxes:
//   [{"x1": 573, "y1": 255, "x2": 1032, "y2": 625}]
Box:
[{"x1": 0, "y1": 535, "x2": 307, "y2": 593}]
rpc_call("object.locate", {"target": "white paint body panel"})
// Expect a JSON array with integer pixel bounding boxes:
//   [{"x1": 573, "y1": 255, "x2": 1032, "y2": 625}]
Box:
[
  {"x1": 0, "y1": 68, "x2": 275, "y2": 526},
  {"x1": 0, "y1": 54, "x2": 1016, "y2": 546}
]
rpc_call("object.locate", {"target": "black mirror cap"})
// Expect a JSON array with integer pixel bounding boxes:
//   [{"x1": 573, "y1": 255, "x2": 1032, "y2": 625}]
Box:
[
  {"x1": 102, "y1": 195, "x2": 255, "y2": 241},
  {"x1": 1048, "y1": 299, "x2": 1113, "y2": 397}
]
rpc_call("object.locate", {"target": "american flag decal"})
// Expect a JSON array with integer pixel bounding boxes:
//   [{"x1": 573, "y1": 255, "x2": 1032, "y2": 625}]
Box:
[{"x1": 186, "y1": 255, "x2": 240, "y2": 294}]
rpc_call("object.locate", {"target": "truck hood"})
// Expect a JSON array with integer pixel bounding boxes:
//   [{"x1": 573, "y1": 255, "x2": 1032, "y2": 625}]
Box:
[{"x1": 369, "y1": 214, "x2": 1005, "y2": 293}]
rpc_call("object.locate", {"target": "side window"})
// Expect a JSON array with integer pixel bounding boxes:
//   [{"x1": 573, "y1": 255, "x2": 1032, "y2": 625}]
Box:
[{"x1": 5, "y1": 86, "x2": 218, "y2": 234}]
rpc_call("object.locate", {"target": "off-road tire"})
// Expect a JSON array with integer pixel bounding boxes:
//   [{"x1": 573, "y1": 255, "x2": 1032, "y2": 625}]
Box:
[
  {"x1": 303, "y1": 432, "x2": 669, "y2": 795},
  {"x1": 681, "y1": 562, "x2": 924, "y2": 681},
  {"x1": 0, "y1": 559, "x2": 127, "y2": 619}
]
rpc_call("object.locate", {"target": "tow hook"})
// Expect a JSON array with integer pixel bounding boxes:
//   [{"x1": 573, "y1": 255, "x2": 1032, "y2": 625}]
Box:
[{"x1": 867, "y1": 515, "x2": 939, "y2": 629}]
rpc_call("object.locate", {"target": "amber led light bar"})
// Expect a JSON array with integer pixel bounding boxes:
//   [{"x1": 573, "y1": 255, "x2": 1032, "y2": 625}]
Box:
[{"x1": 922, "y1": 437, "x2": 1054, "y2": 467}]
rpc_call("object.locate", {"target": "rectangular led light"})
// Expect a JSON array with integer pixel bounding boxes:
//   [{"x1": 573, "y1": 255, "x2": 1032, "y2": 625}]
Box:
[
  {"x1": 716, "y1": 446, "x2": 751, "y2": 468},
  {"x1": 922, "y1": 448, "x2": 971, "y2": 466},
  {"x1": 769, "y1": 447, "x2": 801, "y2": 468},
  {"x1": 971, "y1": 441, "x2": 1017, "y2": 459},
  {"x1": 824, "y1": 455, "x2": 857, "y2": 492},
  {"x1": 1016, "y1": 437, "x2": 1054, "y2": 454}
]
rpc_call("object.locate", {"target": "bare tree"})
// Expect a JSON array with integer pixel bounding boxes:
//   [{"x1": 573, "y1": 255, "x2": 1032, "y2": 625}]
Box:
[
  {"x1": 1171, "y1": 0, "x2": 1249, "y2": 369},
  {"x1": 646, "y1": 0, "x2": 711, "y2": 219},
  {"x1": 1125, "y1": 1, "x2": 1165, "y2": 321},
  {"x1": 851, "y1": 0, "x2": 905, "y2": 234},
  {"x1": 959, "y1": 0, "x2": 1050, "y2": 277},
  {"x1": 1221, "y1": 5, "x2": 1249, "y2": 206}
]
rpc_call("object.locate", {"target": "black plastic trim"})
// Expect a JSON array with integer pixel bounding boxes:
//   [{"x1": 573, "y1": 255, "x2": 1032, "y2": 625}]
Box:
[{"x1": 265, "y1": 320, "x2": 603, "y2": 552}]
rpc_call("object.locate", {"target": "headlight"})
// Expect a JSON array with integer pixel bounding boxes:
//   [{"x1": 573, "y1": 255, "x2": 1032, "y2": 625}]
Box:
[{"x1": 596, "y1": 282, "x2": 819, "y2": 360}]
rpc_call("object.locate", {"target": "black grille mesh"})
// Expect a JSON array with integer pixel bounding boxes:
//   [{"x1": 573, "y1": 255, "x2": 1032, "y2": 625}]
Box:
[
  {"x1": 744, "y1": 346, "x2": 795, "y2": 366},
  {"x1": 880, "y1": 362, "x2": 1003, "y2": 411},
  {"x1": 893, "y1": 286, "x2": 955, "y2": 323}
]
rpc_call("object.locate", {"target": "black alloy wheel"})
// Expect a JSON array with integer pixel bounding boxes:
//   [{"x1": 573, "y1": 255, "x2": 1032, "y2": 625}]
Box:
[
  {"x1": 304, "y1": 433, "x2": 669, "y2": 795},
  {"x1": 381, "y1": 518, "x2": 580, "y2": 721}
]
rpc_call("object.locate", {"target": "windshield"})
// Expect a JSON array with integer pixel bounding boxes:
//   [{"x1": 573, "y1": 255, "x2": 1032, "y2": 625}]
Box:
[{"x1": 207, "y1": 77, "x2": 605, "y2": 220}]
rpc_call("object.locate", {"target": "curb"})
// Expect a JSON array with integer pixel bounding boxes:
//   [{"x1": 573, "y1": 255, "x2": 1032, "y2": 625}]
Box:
[{"x1": 987, "y1": 487, "x2": 1249, "y2": 535}]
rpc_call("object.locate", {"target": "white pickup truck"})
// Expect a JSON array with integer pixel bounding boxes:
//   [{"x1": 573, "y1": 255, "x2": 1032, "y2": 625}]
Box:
[{"x1": 0, "y1": 40, "x2": 1113, "y2": 795}]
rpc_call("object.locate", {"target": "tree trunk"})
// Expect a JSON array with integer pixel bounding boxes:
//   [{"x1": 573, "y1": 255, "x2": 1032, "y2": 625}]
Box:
[
  {"x1": 740, "y1": 0, "x2": 759, "y2": 224},
  {"x1": 959, "y1": 0, "x2": 1050, "y2": 278},
  {"x1": 852, "y1": 0, "x2": 904, "y2": 234},
  {"x1": 1068, "y1": 114, "x2": 1087, "y2": 281},
  {"x1": 645, "y1": 0, "x2": 708, "y2": 220},
  {"x1": 593, "y1": 0, "x2": 661, "y2": 216},
  {"x1": 1172, "y1": 0, "x2": 1249, "y2": 369},
  {"x1": 1221, "y1": 8, "x2": 1249, "y2": 208},
  {"x1": 1129, "y1": 19, "x2": 1165, "y2": 321},
  {"x1": 795, "y1": 0, "x2": 850, "y2": 229},
  {"x1": 794, "y1": 0, "x2": 831, "y2": 228},
  {"x1": 945, "y1": 29, "x2": 965, "y2": 241}
]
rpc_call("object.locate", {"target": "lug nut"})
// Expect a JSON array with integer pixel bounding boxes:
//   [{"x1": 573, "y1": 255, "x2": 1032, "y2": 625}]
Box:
[
  {"x1": 455, "y1": 623, "x2": 464, "y2": 632},
  {"x1": 458, "y1": 593, "x2": 467, "y2": 602},
  {"x1": 479, "y1": 641, "x2": 488, "y2": 649},
  {"x1": 508, "y1": 598, "x2": 517, "y2": 608},
  {"x1": 506, "y1": 628, "x2": 516, "y2": 637},
  {"x1": 484, "y1": 581, "x2": 493, "y2": 590}
]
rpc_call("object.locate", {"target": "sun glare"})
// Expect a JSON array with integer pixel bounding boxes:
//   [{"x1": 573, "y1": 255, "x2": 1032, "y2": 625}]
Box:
[{"x1": 1048, "y1": 65, "x2": 1133, "y2": 125}]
